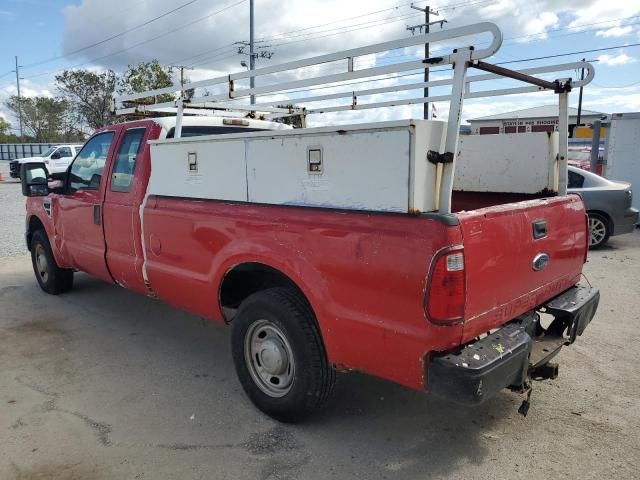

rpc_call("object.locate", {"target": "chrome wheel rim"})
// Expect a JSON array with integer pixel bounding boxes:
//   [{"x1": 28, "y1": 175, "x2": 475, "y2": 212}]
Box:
[
  {"x1": 589, "y1": 217, "x2": 607, "y2": 246},
  {"x1": 35, "y1": 244, "x2": 49, "y2": 283},
  {"x1": 244, "y1": 319, "x2": 295, "y2": 398}
]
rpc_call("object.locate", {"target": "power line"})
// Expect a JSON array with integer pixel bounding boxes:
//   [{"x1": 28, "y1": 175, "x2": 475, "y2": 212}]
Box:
[
  {"x1": 497, "y1": 43, "x2": 640, "y2": 65},
  {"x1": 251, "y1": 0, "x2": 483, "y2": 42},
  {"x1": 175, "y1": 11, "x2": 426, "y2": 69},
  {"x1": 19, "y1": 0, "x2": 488, "y2": 79},
  {"x1": 22, "y1": 0, "x2": 200, "y2": 69},
  {"x1": 23, "y1": 0, "x2": 248, "y2": 79},
  {"x1": 375, "y1": 16, "x2": 640, "y2": 65},
  {"x1": 252, "y1": 42, "x2": 640, "y2": 100},
  {"x1": 130, "y1": 0, "x2": 492, "y2": 70},
  {"x1": 254, "y1": 0, "x2": 492, "y2": 44},
  {"x1": 592, "y1": 80, "x2": 640, "y2": 89}
]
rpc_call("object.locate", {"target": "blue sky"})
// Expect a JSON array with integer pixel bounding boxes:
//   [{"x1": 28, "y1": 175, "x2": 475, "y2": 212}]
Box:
[{"x1": 1, "y1": 0, "x2": 640, "y2": 130}]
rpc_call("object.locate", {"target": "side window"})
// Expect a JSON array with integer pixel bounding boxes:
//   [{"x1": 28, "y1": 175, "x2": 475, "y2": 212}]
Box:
[
  {"x1": 69, "y1": 132, "x2": 115, "y2": 192},
  {"x1": 568, "y1": 170, "x2": 585, "y2": 189},
  {"x1": 111, "y1": 128, "x2": 145, "y2": 193},
  {"x1": 58, "y1": 147, "x2": 72, "y2": 157}
]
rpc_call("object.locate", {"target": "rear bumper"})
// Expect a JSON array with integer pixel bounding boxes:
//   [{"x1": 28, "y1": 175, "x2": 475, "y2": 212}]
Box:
[
  {"x1": 613, "y1": 207, "x2": 639, "y2": 236},
  {"x1": 426, "y1": 284, "x2": 599, "y2": 405}
]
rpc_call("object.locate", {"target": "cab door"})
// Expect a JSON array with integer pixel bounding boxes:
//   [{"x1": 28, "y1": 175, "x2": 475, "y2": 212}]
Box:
[
  {"x1": 54, "y1": 129, "x2": 120, "y2": 282},
  {"x1": 102, "y1": 126, "x2": 151, "y2": 294}
]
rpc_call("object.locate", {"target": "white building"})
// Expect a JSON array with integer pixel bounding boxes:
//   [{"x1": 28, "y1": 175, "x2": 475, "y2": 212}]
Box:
[{"x1": 467, "y1": 105, "x2": 607, "y2": 135}]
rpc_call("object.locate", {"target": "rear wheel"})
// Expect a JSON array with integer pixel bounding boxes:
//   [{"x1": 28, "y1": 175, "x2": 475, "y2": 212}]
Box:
[
  {"x1": 30, "y1": 230, "x2": 74, "y2": 294},
  {"x1": 588, "y1": 213, "x2": 610, "y2": 249},
  {"x1": 231, "y1": 287, "x2": 335, "y2": 422}
]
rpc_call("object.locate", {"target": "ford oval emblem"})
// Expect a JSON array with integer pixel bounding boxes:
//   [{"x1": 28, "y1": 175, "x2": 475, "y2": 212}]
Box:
[{"x1": 532, "y1": 253, "x2": 550, "y2": 271}]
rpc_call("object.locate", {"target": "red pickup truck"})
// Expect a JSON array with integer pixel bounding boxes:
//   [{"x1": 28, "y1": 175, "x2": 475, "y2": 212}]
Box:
[{"x1": 20, "y1": 115, "x2": 599, "y2": 422}]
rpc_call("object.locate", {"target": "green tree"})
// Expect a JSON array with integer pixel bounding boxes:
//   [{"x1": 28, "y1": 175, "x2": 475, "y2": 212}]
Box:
[
  {"x1": 55, "y1": 69, "x2": 116, "y2": 129},
  {"x1": 0, "y1": 117, "x2": 10, "y2": 134},
  {"x1": 0, "y1": 117, "x2": 11, "y2": 141},
  {"x1": 4, "y1": 96, "x2": 82, "y2": 142},
  {"x1": 118, "y1": 60, "x2": 175, "y2": 104}
]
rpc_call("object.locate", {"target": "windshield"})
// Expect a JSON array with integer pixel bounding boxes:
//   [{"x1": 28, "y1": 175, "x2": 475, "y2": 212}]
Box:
[{"x1": 40, "y1": 147, "x2": 57, "y2": 157}]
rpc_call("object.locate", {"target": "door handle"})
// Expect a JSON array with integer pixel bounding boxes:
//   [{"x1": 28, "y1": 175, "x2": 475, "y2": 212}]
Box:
[{"x1": 93, "y1": 204, "x2": 101, "y2": 225}]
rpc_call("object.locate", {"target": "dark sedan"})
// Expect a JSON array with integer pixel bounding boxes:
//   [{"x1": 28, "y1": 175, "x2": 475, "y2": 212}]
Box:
[{"x1": 568, "y1": 166, "x2": 639, "y2": 248}]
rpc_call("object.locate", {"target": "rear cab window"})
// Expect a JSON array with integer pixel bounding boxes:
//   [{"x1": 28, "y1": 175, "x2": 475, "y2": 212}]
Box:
[
  {"x1": 165, "y1": 126, "x2": 267, "y2": 138},
  {"x1": 111, "y1": 128, "x2": 146, "y2": 193}
]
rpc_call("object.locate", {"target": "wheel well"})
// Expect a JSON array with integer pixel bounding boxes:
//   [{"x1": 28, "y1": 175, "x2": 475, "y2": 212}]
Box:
[
  {"x1": 219, "y1": 263, "x2": 307, "y2": 321},
  {"x1": 587, "y1": 210, "x2": 612, "y2": 229},
  {"x1": 26, "y1": 216, "x2": 45, "y2": 251}
]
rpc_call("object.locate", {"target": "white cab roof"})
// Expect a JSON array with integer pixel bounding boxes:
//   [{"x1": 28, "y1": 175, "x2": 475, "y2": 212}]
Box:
[{"x1": 150, "y1": 116, "x2": 293, "y2": 135}]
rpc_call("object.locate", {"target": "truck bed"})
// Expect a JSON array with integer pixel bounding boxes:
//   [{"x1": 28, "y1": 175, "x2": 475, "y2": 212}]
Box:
[{"x1": 137, "y1": 119, "x2": 589, "y2": 390}]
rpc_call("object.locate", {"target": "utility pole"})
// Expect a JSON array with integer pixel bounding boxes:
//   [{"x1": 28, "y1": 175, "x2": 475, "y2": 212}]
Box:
[
  {"x1": 12, "y1": 56, "x2": 23, "y2": 141},
  {"x1": 407, "y1": 5, "x2": 447, "y2": 120},
  {"x1": 235, "y1": 0, "x2": 274, "y2": 105},
  {"x1": 575, "y1": 57, "x2": 586, "y2": 135},
  {"x1": 249, "y1": 0, "x2": 255, "y2": 105},
  {"x1": 171, "y1": 65, "x2": 194, "y2": 99}
]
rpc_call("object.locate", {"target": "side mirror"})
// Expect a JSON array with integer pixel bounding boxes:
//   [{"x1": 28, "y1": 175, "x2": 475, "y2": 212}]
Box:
[
  {"x1": 21, "y1": 162, "x2": 50, "y2": 197},
  {"x1": 51, "y1": 152, "x2": 61, "y2": 159}
]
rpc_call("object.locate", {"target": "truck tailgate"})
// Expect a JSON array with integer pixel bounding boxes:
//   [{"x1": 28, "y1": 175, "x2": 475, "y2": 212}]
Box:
[{"x1": 456, "y1": 194, "x2": 588, "y2": 342}]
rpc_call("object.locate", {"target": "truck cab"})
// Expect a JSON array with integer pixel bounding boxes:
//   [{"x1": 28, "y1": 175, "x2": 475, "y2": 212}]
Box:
[{"x1": 9, "y1": 144, "x2": 84, "y2": 179}]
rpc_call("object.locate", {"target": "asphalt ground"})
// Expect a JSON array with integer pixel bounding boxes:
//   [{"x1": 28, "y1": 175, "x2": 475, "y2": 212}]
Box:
[{"x1": 1, "y1": 160, "x2": 638, "y2": 479}]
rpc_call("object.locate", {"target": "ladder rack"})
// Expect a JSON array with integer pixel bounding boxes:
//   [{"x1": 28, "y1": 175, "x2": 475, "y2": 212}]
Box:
[{"x1": 112, "y1": 22, "x2": 594, "y2": 214}]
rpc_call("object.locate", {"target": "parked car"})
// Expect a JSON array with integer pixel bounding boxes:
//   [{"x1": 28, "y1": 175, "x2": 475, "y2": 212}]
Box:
[
  {"x1": 567, "y1": 147, "x2": 603, "y2": 175},
  {"x1": 9, "y1": 144, "x2": 83, "y2": 179},
  {"x1": 568, "y1": 166, "x2": 639, "y2": 248}
]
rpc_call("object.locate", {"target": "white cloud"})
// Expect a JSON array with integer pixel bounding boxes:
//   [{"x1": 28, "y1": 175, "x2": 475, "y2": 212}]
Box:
[
  {"x1": 567, "y1": 2, "x2": 640, "y2": 30},
  {"x1": 585, "y1": 88, "x2": 640, "y2": 111},
  {"x1": 596, "y1": 25, "x2": 633, "y2": 38},
  {"x1": 0, "y1": 80, "x2": 56, "y2": 127},
  {"x1": 597, "y1": 52, "x2": 637, "y2": 66}
]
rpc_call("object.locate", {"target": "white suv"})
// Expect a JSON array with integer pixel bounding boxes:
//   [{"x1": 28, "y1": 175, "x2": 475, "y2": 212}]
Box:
[{"x1": 9, "y1": 144, "x2": 84, "y2": 178}]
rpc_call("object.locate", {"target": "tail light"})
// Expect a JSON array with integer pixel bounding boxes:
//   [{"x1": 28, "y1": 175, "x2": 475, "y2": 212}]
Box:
[{"x1": 426, "y1": 248, "x2": 466, "y2": 324}]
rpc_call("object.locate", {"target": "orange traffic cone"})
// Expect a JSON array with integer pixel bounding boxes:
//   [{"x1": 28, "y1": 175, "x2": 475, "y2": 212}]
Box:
[{"x1": 0, "y1": 171, "x2": 3, "y2": 182}]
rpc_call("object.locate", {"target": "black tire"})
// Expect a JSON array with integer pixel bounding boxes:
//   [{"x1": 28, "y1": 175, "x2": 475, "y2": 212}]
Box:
[
  {"x1": 588, "y1": 212, "x2": 611, "y2": 249},
  {"x1": 231, "y1": 287, "x2": 335, "y2": 422},
  {"x1": 30, "y1": 230, "x2": 74, "y2": 295}
]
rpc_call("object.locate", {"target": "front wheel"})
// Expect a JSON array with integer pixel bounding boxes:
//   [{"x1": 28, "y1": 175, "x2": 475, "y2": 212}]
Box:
[
  {"x1": 588, "y1": 213, "x2": 610, "y2": 249},
  {"x1": 231, "y1": 288, "x2": 335, "y2": 422},
  {"x1": 30, "y1": 230, "x2": 74, "y2": 294}
]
